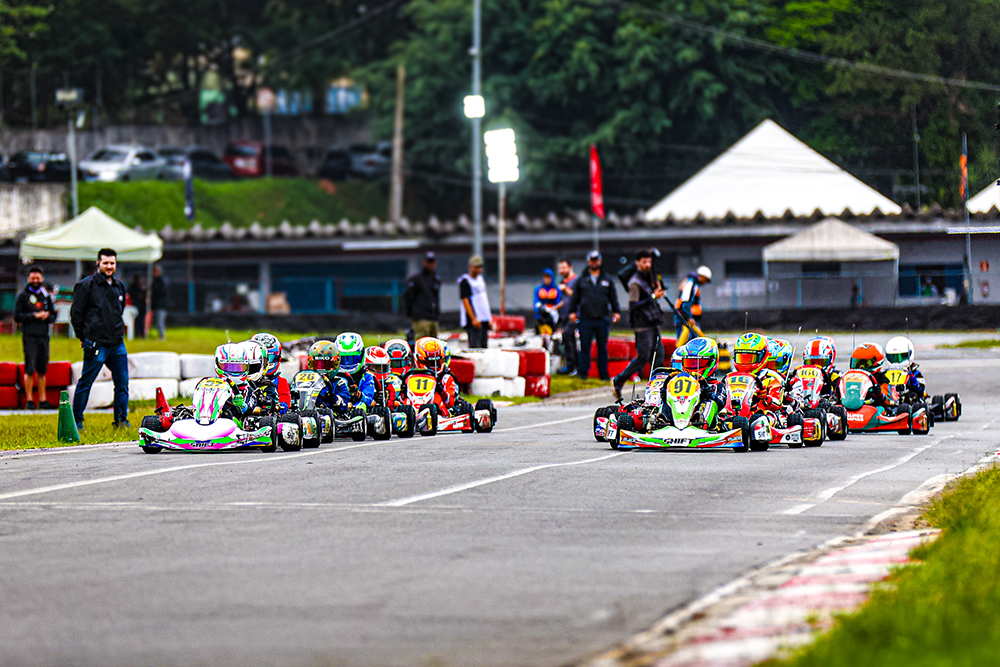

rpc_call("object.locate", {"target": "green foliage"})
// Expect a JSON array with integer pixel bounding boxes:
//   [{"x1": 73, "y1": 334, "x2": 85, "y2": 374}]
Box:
[
  {"x1": 77, "y1": 178, "x2": 395, "y2": 231},
  {"x1": 0, "y1": 0, "x2": 48, "y2": 65},
  {"x1": 768, "y1": 465, "x2": 1000, "y2": 667}
]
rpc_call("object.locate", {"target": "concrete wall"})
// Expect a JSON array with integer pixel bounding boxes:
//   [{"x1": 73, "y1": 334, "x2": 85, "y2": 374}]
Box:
[{"x1": 0, "y1": 184, "x2": 66, "y2": 238}]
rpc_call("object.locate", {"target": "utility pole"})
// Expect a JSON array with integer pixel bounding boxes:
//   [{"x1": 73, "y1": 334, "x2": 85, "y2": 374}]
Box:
[
  {"x1": 30, "y1": 63, "x2": 37, "y2": 132},
  {"x1": 471, "y1": 0, "x2": 483, "y2": 257},
  {"x1": 912, "y1": 104, "x2": 921, "y2": 210},
  {"x1": 389, "y1": 64, "x2": 406, "y2": 223}
]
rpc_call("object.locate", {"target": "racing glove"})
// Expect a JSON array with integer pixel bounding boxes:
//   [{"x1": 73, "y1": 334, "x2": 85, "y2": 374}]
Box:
[{"x1": 232, "y1": 394, "x2": 246, "y2": 411}]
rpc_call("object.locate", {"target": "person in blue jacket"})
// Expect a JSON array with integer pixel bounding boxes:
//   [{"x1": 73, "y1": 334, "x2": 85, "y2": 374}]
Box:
[{"x1": 534, "y1": 268, "x2": 562, "y2": 341}]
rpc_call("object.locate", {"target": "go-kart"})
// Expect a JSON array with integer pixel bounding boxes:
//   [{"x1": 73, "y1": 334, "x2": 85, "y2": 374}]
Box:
[
  {"x1": 839, "y1": 369, "x2": 929, "y2": 435},
  {"x1": 593, "y1": 369, "x2": 670, "y2": 442},
  {"x1": 403, "y1": 369, "x2": 495, "y2": 435},
  {"x1": 607, "y1": 372, "x2": 747, "y2": 452},
  {"x1": 286, "y1": 370, "x2": 375, "y2": 446},
  {"x1": 930, "y1": 392, "x2": 962, "y2": 422},
  {"x1": 138, "y1": 377, "x2": 277, "y2": 453},
  {"x1": 372, "y1": 379, "x2": 417, "y2": 438},
  {"x1": 788, "y1": 365, "x2": 848, "y2": 441},
  {"x1": 885, "y1": 366, "x2": 935, "y2": 430},
  {"x1": 721, "y1": 372, "x2": 802, "y2": 450}
]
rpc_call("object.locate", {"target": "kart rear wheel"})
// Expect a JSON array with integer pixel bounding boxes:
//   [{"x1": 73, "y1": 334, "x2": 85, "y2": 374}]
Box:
[
  {"x1": 786, "y1": 412, "x2": 805, "y2": 449},
  {"x1": 318, "y1": 408, "x2": 336, "y2": 443},
  {"x1": 140, "y1": 415, "x2": 163, "y2": 454},
  {"x1": 896, "y1": 404, "x2": 913, "y2": 435},
  {"x1": 461, "y1": 401, "x2": 476, "y2": 433},
  {"x1": 828, "y1": 405, "x2": 849, "y2": 441},
  {"x1": 474, "y1": 399, "x2": 495, "y2": 433},
  {"x1": 371, "y1": 407, "x2": 393, "y2": 441},
  {"x1": 945, "y1": 393, "x2": 960, "y2": 421},
  {"x1": 300, "y1": 409, "x2": 322, "y2": 448},
  {"x1": 277, "y1": 413, "x2": 302, "y2": 451},
  {"x1": 397, "y1": 405, "x2": 416, "y2": 438},
  {"x1": 612, "y1": 414, "x2": 634, "y2": 450},
  {"x1": 749, "y1": 412, "x2": 770, "y2": 452},
  {"x1": 420, "y1": 404, "x2": 439, "y2": 437},
  {"x1": 594, "y1": 407, "x2": 609, "y2": 442},
  {"x1": 258, "y1": 416, "x2": 277, "y2": 452},
  {"x1": 931, "y1": 395, "x2": 944, "y2": 420},
  {"x1": 912, "y1": 402, "x2": 931, "y2": 435},
  {"x1": 732, "y1": 416, "x2": 750, "y2": 453},
  {"x1": 804, "y1": 409, "x2": 826, "y2": 447},
  {"x1": 350, "y1": 407, "x2": 368, "y2": 441}
]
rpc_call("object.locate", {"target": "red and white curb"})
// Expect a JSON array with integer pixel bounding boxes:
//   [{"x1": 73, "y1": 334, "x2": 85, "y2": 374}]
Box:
[{"x1": 587, "y1": 529, "x2": 939, "y2": 667}]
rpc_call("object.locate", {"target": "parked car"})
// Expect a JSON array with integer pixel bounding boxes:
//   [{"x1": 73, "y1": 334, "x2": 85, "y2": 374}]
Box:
[
  {"x1": 7, "y1": 151, "x2": 72, "y2": 183},
  {"x1": 158, "y1": 146, "x2": 236, "y2": 181},
  {"x1": 79, "y1": 145, "x2": 167, "y2": 182},
  {"x1": 348, "y1": 142, "x2": 392, "y2": 179},
  {"x1": 317, "y1": 146, "x2": 352, "y2": 181},
  {"x1": 222, "y1": 141, "x2": 299, "y2": 178},
  {"x1": 0, "y1": 154, "x2": 8, "y2": 182}
]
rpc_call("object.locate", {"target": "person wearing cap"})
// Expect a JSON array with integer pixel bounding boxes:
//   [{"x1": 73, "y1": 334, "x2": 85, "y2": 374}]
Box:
[
  {"x1": 674, "y1": 265, "x2": 712, "y2": 345},
  {"x1": 458, "y1": 255, "x2": 492, "y2": 349},
  {"x1": 613, "y1": 249, "x2": 665, "y2": 401},
  {"x1": 404, "y1": 251, "x2": 442, "y2": 340},
  {"x1": 567, "y1": 250, "x2": 621, "y2": 380}
]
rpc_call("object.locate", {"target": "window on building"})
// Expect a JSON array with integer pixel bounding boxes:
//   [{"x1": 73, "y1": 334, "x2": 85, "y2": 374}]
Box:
[
  {"x1": 801, "y1": 262, "x2": 842, "y2": 276},
  {"x1": 725, "y1": 260, "x2": 763, "y2": 278},
  {"x1": 898, "y1": 263, "x2": 965, "y2": 297}
]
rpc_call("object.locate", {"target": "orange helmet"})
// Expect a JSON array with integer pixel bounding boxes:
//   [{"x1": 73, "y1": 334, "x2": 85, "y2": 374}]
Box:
[
  {"x1": 850, "y1": 343, "x2": 885, "y2": 373},
  {"x1": 414, "y1": 337, "x2": 446, "y2": 373}
]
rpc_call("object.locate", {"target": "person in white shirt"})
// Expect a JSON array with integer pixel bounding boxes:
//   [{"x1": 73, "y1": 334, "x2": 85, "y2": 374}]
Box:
[{"x1": 458, "y1": 255, "x2": 492, "y2": 349}]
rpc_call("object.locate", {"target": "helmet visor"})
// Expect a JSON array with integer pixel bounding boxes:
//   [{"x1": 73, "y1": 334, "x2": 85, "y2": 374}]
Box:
[
  {"x1": 218, "y1": 360, "x2": 249, "y2": 375},
  {"x1": 389, "y1": 356, "x2": 411, "y2": 371},
  {"x1": 851, "y1": 356, "x2": 876, "y2": 371},
  {"x1": 310, "y1": 357, "x2": 339, "y2": 372},
  {"x1": 886, "y1": 351, "x2": 909, "y2": 364},
  {"x1": 367, "y1": 361, "x2": 390, "y2": 377},
  {"x1": 340, "y1": 352, "x2": 363, "y2": 372},
  {"x1": 681, "y1": 357, "x2": 714, "y2": 375},
  {"x1": 734, "y1": 350, "x2": 764, "y2": 367}
]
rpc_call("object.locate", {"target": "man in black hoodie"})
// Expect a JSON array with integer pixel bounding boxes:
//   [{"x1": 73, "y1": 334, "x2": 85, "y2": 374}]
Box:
[
  {"x1": 612, "y1": 250, "x2": 665, "y2": 400},
  {"x1": 14, "y1": 266, "x2": 56, "y2": 409},
  {"x1": 404, "y1": 251, "x2": 441, "y2": 339},
  {"x1": 71, "y1": 248, "x2": 129, "y2": 429},
  {"x1": 567, "y1": 250, "x2": 621, "y2": 380}
]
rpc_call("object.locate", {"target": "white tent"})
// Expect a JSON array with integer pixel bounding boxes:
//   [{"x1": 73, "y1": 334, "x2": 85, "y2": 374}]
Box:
[
  {"x1": 646, "y1": 119, "x2": 902, "y2": 221},
  {"x1": 967, "y1": 181, "x2": 1000, "y2": 214},
  {"x1": 20, "y1": 206, "x2": 163, "y2": 263},
  {"x1": 763, "y1": 218, "x2": 899, "y2": 263}
]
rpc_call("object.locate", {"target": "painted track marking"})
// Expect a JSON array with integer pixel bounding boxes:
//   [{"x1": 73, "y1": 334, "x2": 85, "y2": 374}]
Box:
[{"x1": 492, "y1": 413, "x2": 592, "y2": 433}]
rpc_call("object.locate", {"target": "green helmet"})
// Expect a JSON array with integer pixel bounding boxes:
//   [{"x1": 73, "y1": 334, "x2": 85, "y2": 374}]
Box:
[
  {"x1": 308, "y1": 340, "x2": 340, "y2": 378},
  {"x1": 335, "y1": 332, "x2": 365, "y2": 376},
  {"x1": 679, "y1": 337, "x2": 718, "y2": 379}
]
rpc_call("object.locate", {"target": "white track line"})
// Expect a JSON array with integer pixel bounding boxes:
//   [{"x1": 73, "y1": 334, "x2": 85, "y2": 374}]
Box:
[
  {"x1": 0, "y1": 442, "x2": 127, "y2": 459},
  {"x1": 492, "y1": 413, "x2": 592, "y2": 433},
  {"x1": 0, "y1": 441, "x2": 385, "y2": 501},
  {"x1": 780, "y1": 435, "x2": 955, "y2": 515},
  {"x1": 378, "y1": 452, "x2": 627, "y2": 507}
]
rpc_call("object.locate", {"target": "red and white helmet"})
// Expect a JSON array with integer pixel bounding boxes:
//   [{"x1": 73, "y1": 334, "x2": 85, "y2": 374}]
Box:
[
  {"x1": 364, "y1": 346, "x2": 391, "y2": 380},
  {"x1": 802, "y1": 336, "x2": 836, "y2": 372},
  {"x1": 383, "y1": 339, "x2": 412, "y2": 376}
]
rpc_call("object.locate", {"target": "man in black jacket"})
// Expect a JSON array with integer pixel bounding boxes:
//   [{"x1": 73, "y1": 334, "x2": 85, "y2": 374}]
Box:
[
  {"x1": 567, "y1": 250, "x2": 621, "y2": 380},
  {"x1": 14, "y1": 266, "x2": 56, "y2": 409},
  {"x1": 404, "y1": 251, "x2": 441, "y2": 339},
  {"x1": 151, "y1": 264, "x2": 169, "y2": 340},
  {"x1": 70, "y1": 248, "x2": 129, "y2": 429},
  {"x1": 612, "y1": 250, "x2": 665, "y2": 400}
]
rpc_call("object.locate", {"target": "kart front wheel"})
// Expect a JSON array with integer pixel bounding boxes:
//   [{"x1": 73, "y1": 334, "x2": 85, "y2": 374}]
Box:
[
  {"x1": 749, "y1": 412, "x2": 770, "y2": 452},
  {"x1": 397, "y1": 405, "x2": 416, "y2": 438},
  {"x1": 461, "y1": 402, "x2": 476, "y2": 434},
  {"x1": 350, "y1": 407, "x2": 368, "y2": 442},
  {"x1": 732, "y1": 416, "x2": 750, "y2": 453},
  {"x1": 912, "y1": 402, "x2": 931, "y2": 435},
  {"x1": 945, "y1": 393, "x2": 960, "y2": 421},
  {"x1": 787, "y1": 412, "x2": 805, "y2": 449},
  {"x1": 371, "y1": 407, "x2": 393, "y2": 441},
  {"x1": 828, "y1": 405, "x2": 849, "y2": 441},
  {"x1": 474, "y1": 399, "x2": 495, "y2": 433},
  {"x1": 612, "y1": 414, "x2": 633, "y2": 450},
  {"x1": 896, "y1": 404, "x2": 913, "y2": 435},
  {"x1": 419, "y1": 405, "x2": 438, "y2": 437},
  {"x1": 594, "y1": 407, "x2": 609, "y2": 442},
  {"x1": 318, "y1": 408, "x2": 336, "y2": 443},
  {"x1": 300, "y1": 410, "x2": 322, "y2": 448},
  {"x1": 277, "y1": 413, "x2": 303, "y2": 451},
  {"x1": 258, "y1": 416, "x2": 277, "y2": 453},
  {"x1": 804, "y1": 409, "x2": 826, "y2": 447},
  {"x1": 140, "y1": 415, "x2": 164, "y2": 454}
]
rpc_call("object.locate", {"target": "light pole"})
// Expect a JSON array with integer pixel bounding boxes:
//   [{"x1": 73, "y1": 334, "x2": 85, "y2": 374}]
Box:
[
  {"x1": 484, "y1": 128, "x2": 518, "y2": 316},
  {"x1": 55, "y1": 87, "x2": 84, "y2": 218},
  {"x1": 470, "y1": 0, "x2": 483, "y2": 257}
]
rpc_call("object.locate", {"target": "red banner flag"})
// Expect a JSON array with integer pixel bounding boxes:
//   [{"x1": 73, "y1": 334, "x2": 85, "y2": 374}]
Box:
[
  {"x1": 589, "y1": 144, "x2": 605, "y2": 219},
  {"x1": 960, "y1": 133, "x2": 969, "y2": 203}
]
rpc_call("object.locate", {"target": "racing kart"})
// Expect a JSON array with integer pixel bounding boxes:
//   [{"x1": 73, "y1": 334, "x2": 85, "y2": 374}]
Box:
[
  {"x1": 885, "y1": 366, "x2": 935, "y2": 430},
  {"x1": 930, "y1": 392, "x2": 962, "y2": 422},
  {"x1": 839, "y1": 369, "x2": 929, "y2": 435},
  {"x1": 138, "y1": 377, "x2": 278, "y2": 453},
  {"x1": 607, "y1": 371, "x2": 748, "y2": 452},
  {"x1": 286, "y1": 370, "x2": 379, "y2": 446},
  {"x1": 402, "y1": 370, "x2": 495, "y2": 435},
  {"x1": 788, "y1": 365, "x2": 846, "y2": 442},
  {"x1": 593, "y1": 368, "x2": 671, "y2": 442},
  {"x1": 373, "y1": 378, "x2": 417, "y2": 438},
  {"x1": 721, "y1": 372, "x2": 802, "y2": 450}
]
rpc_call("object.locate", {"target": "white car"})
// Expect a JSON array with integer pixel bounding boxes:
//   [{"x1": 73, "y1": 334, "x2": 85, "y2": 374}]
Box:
[{"x1": 79, "y1": 145, "x2": 167, "y2": 182}]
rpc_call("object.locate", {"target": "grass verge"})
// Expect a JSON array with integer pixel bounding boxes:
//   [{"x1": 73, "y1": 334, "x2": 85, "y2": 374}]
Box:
[
  {"x1": 941, "y1": 338, "x2": 1000, "y2": 349},
  {"x1": 763, "y1": 464, "x2": 1000, "y2": 667}
]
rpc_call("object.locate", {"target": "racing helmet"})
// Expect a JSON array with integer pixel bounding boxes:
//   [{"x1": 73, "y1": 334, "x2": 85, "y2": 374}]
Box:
[
  {"x1": 885, "y1": 336, "x2": 915, "y2": 366},
  {"x1": 214, "y1": 341, "x2": 265, "y2": 383},
  {"x1": 765, "y1": 338, "x2": 794, "y2": 377},
  {"x1": 670, "y1": 346, "x2": 684, "y2": 370},
  {"x1": 680, "y1": 337, "x2": 718, "y2": 379},
  {"x1": 364, "y1": 346, "x2": 391, "y2": 380},
  {"x1": 414, "y1": 337, "x2": 446, "y2": 373},
  {"x1": 850, "y1": 342, "x2": 886, "y2": 373},
  {"x1": 251, "y1": 332, "x2": 282, "y2": 378},
  {"x1": 335, "y1": 332, "x2": 365, "y2": 376},
  {"x1": 733, "y1": 333, "x2": 768, "y2": 373},
  {"x1": 803, "y1": 336, "x2": 836, "y2": 371},
  {"x1": 307, "y1": 340, "x2": 340, "y2": 378},
  {"x1": 383, "y1": 339, "x2": 413, "y2": 376}
]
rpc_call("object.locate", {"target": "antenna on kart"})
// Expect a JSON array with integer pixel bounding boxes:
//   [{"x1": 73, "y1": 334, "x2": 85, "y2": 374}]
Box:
[
  {"x1": 852, "y1": 324, "x2": 856, "y2": 349},
  {"x1": 225, "y1": 329, "x2": 232, "y2": 343},
  {"x1": 793, "y1": 326, "x2": 802, "y2": 357},
  {"x1": 905, "y1": 317, "x2": 910, "y2": 339}
]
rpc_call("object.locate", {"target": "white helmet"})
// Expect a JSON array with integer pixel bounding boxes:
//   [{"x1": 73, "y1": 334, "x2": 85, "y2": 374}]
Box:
[
  {"x1": 885, "y1": 336, "x2": 914, "y2": 366},
  {"x1": 214, "y1": 341, "x2": 267, "y2": 383},
  {"x1": 696, "y1": 265, "x2": 713, "y2": 282}
]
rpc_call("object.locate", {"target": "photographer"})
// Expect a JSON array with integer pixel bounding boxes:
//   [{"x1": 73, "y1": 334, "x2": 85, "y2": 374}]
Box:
[{"x1": 612, "y1": 250, "x2": 665, "y2": 400}]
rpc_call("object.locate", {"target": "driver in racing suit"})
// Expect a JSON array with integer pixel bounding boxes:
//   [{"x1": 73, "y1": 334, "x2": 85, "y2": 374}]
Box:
[
  {"x1": 250, "y1": 332, "x2": 290, "y2": 414},
  {"x1": 413, "y1": 337, "x2": 458, "y2": 413},
  {"x1": 335, "y1": 332, "x2": 376, "y2": 411},
  {"x1": 886, "y1": 336, "x2": 926, "y2": 400},
  {"x1": 792, "y1": 335, "x2": 843, "y2": 401},
  {"x1": 851, "y1": 342, "x2": 896, "y2": 411},
  {"x1": 365, "y1": 346, "x2": 399, "y2": 408},
  {"x1": 659, "y1": 338, "x2": 726, "y2": 419},
  {"x1": 297, "y1": 340, "x2": 351, "y2": 415},
  {"x1": 382, "y1": 339, "x2": 412, "y2": 407},
  {"x1": 213, "y1": 341, "x2": 264, "y2": 419}
]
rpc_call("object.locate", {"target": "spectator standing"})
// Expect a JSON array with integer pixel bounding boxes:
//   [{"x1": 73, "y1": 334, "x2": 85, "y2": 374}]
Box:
[
  {"x1": 613, "y1": 250, "x2": 665, "y2": 400},
  {"x1": 533, "y1": 268, "x2": 562, "y2": 344},
  {"x1": 14, "y1": 266, "x2": 56, "y2": 409},
  {"x1": 71, "y1": 248, "x2": 130, "y2": 430},
  {"x1": 556, "y1": 258, "x2": 578, "y2": 374},
  {"x1": 674, "y1": 265, "x2": 712, "y2": 345},
  {"x1": 458, "y1": 255, "x2": 492, "y2": 349},
  {"x1": 128, "y1": 273, "x2": 147, "y2": 338},
  {"x1": 151, "y1": 265, "x2": 169, "y2": 340},
  {"x1": 567, "y1": 250, "x2": 621, "y2": 380},
  {"x1": 404, "y1": 251, "x2": 441, "y2": 339}
]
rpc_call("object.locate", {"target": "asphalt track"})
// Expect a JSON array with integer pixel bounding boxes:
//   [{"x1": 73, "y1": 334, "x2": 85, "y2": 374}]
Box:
[{"x1": 0, "y1": 345, "x2": 996, "y2": 667}]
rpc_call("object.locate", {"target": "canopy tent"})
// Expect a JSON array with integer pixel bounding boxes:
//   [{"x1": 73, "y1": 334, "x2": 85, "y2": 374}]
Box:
[
  {"x1": 646, "y1": 119, "x2": 902, "y2": 221},
  {"x1": 20, "y1": 206, "x2": 162, "y2": 263},
  {"x1": 967, "y1": 181, "x2": 1000, "y2": 214},
  {"x1": 763, "y1": 218, "x2": 899, "y2": 263}
]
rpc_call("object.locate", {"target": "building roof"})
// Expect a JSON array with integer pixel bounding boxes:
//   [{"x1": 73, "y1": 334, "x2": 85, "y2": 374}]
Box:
[
  {"x1": 645, "y1": 119, "x2": 902, "y2": 222},
  {"x1": 967, "y1": 181, "x2": 1000, "y2": 214},
  {"x1": 20, "y1": 206, "x2": 163, "y2": 263},
  {"x1": 763, "y1": 218, "x2": 899, "y2": 263}
]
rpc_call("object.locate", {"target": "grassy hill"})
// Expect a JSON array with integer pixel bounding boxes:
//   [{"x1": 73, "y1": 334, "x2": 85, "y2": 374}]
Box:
[{"x1": 78, "y1": 178, "x2": 393, "y2": 231}]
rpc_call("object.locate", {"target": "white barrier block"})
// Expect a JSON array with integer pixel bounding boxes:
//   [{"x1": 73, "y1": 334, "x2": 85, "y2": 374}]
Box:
[
  {"x1": 549, "y1": 354, "x2": 563, "y2": 375},
  {"x1": 129, "y1": 378, "x2": 179, "y2": 402},
  {"x1": 128, "y1": 352, "x2": 181, "y2": 380},
  {"x1": 180, "y1": 354, "x2": 215, "y2": 380},
  {"x1": 461, "y1": 350, "x2": 520, "y2": 378},
  {"x1": 506, "y1": 376, "x2": 526, "y2": 398},
  {"x1": 469, "y1": 377, "x2": 507, "y2": 397},
  {"x1": 179, "y1": 378, "x2": 202, "y2": 398},
  {"x1": 71, "y1": 361, "x2": 112, "y2": 385},
  {"x1": 66, "y1": 381, "x2": 115, "y2": 409}
]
